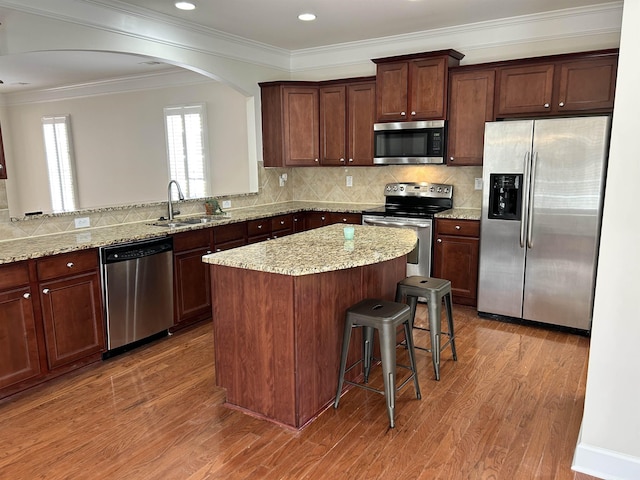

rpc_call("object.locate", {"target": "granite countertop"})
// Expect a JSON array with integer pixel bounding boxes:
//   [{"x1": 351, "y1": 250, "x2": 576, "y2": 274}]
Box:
[
  {"x1": 202, "y1": 224, "x2": 417, "y2": 276},
  {"x1": 0, "y1": 201, "x2": 478, "y2": 265}
]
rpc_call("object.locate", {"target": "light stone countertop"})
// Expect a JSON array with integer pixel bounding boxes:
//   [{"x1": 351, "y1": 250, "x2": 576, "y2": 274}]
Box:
[
  {"x1": 202, "y1": 224, "x2": 417, "y2": 276},
  {"x1": 0, "y1": 201, "x2": 478, "y2": 265}
]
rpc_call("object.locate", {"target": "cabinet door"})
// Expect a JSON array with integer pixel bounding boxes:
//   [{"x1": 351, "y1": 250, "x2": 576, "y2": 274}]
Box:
[
  {"x1": 410, "y1": 57, "x2": 447, "y2": 120},
  {"x1": 555, "y1": 56, "x2": 617, "y2": 112},
  {"x1": 376, "y1": 62, "x2": 409, "y2": 122},
  {"x1": 292, "y1": 213, "x2": 306, "y2": 232},
  {"x1": 347, "y1": 82, "x2": 376, "y2": 166},
  {"x1": 283, "y1": 87, "x2": 319, "y2": 166},
  {"x1": 0, "y1": 287, "x2": 42, "y2": 390},
  {"x1": 433, "y1": 234, "x2": 479, "y2": 306},
  {"x1": 174, "y1": 247, "x2": 212, "y2": 326},
  {"x1": 39, "y1": 271, "x2": 105, "y2": 370},
  {"x1": 0, "y1": 122, "x2": 7, "y2": 180},
  {"x1": 447, "y1": 69, "x2": 495, "y2": 166},
  {"x1": 496, "y1": 64, "x2": 555, "y2": 116},
  {"x1": 319, "y1": 85, "x2": 347, "y2": 165},
  {"x1": 305, "y1": 212, "x2": 329, "y2": 230}
]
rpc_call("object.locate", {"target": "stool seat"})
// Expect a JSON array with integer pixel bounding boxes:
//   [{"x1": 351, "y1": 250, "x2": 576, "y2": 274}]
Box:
[
  {"x1": 334, "y1": 298, "x2": 421, "y2": 428},
  {"x1": 396, "y1": 276, "x2": 458, "y2": 381}
]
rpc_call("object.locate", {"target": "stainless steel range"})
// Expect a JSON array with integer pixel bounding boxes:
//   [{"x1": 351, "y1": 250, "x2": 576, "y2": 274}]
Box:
[{"x1": 362, "y1": 182, "x2": 453, "y2": 277}]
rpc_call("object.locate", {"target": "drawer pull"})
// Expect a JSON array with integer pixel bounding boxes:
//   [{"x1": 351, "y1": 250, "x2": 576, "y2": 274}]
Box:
[
  {"x1": 455, "y1": 225, "x2": 461, "y2": 230},
  {"x1": 23, "y1": 293, "x2": 31, "y2": 299},
  {"x1": 257, "y1": 225, "x2": 262, "y2": 229},
  {"x1": 437, "y1": 238, "x2": 442, "y2": 243},
  {"x1": 66, "y1": 262, "x2": 74, "y2": 268},
  {"x1": 42, "y1": 288, "x2": 50, "y2": 294},
  {"x1": 280, "y1": 220, "x2": 285, "y2": 225}
]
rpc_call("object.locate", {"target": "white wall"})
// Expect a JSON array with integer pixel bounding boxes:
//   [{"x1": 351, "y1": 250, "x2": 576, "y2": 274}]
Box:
[
  {"x1": 5, "y1": 79, "x2": 250, "y2": 215},
  {"x1": 573, "y1": 1, "x2": 640, "y2": 478}
]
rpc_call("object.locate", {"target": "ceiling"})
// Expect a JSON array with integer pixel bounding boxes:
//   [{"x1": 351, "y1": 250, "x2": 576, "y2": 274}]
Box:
[{"x1": 0, "y1": 0, "x2": 620, "y2": 94}]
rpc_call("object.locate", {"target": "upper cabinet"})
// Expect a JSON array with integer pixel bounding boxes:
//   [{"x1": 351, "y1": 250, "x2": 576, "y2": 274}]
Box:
[
  {"x1": 0, "y1": 122, "x2": 7, "y2": 179},
  {"x1": 260, "y1": 82, "x2": 320, "y2": 167},
  {"x1": 373, "y1": 50, "x2": 464, "y2": 122},
  {"x1": 319, "y1": 79, "x2": 376, "y2": 166},
  {"x1": 496, "y1": 50, "x2": 618, "y2": 117},
  {"x1": 447, "y1": 68, "x2": 496, "y2": 166}
]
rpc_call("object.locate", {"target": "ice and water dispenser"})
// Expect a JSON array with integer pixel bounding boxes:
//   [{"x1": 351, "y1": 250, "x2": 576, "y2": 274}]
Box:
[{"x1": 488, "y1": 174, "x2": 523, "y2": 220}]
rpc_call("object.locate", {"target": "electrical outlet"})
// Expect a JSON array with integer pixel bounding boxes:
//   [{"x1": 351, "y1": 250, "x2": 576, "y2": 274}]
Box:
[
  {"x1": 346, "y1": 175, "x2": 353, "y2": 187},
  {"x1": 222, "y1": 200, "x2": 232, "y2": 209},
  {"x1": 475, "y1": 178, "x2": 483, "y2": 190},
  {"x1": 74, "y1": 217, "x2": 90, "y2": 228}
]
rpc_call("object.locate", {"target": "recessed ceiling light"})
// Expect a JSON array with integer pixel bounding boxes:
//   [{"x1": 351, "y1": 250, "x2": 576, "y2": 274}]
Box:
[
  {"x1": 175, "y1": 2, "x2": 196, "y2": 11},
  {"x1": 298, "y1": 13, "x2": 316, "y2": 22}
]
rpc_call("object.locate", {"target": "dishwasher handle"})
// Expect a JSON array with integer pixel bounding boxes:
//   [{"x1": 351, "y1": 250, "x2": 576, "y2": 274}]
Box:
[{"x1": 102, "y1": 238, "x2": 173, "y2": 264}]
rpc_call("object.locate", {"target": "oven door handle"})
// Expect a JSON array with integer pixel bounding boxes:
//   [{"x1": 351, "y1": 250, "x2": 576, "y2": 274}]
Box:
[{"x1": 364, "y1": 218, "x2": 431, "y2": 229}]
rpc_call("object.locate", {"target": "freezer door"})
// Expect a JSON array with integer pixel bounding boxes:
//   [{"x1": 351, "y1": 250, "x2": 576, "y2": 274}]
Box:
[
  {"x1": 522, "y1": 116, "x2": 610, "y2": 330},
  {"x1": 477, "y1": 120, "x2": 533, "y2": 318}
]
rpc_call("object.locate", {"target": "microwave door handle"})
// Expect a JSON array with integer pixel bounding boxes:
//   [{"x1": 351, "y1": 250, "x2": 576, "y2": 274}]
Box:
[
  {"x1": 365, "y1": 219, "x2": 431, "y2": 229},
  {"x1": 527, "y1": 152, "x2": 538, "y2": 249},
  {"x1": 520, "y1": 151, "x2": 531, "y2": 248}
]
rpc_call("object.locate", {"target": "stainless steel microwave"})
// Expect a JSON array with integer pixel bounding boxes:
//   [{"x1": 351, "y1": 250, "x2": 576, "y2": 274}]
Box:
[{"x1": 373, "y1": 120, "x2": 446, "y2": 165}]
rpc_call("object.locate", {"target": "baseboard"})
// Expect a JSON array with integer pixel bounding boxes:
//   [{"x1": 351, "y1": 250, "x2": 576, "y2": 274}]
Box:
[{"x1": 573, "y1": 425, "x2": 640, "y2": 479}]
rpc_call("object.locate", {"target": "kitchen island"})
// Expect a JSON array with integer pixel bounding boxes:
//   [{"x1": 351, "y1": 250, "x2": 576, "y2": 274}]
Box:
[{"x1": 202, "y1": 224, "x2": 417, "y2": 429}]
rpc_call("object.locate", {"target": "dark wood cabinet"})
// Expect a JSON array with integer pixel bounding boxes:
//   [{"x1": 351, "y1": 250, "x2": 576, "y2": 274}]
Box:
[
  {"x1": 433, "y1": 219, "x2": 479, "y2": 307},
  {"x1": 260, "y1": 82, "x2": 319, "y2": 167},
  {"x1": 0, "y1": 263, "x2": 42, "y2": 392},
  {"x1": 173, "y1": 229, "x2": 213, "y2": 329},
  {"x1": 36, "y1": 250, "x2": 105, "y2": 370},
  {"x1": 496, "y1": 50, "x2": 617, "y2": 117},
  {"x1": 271, "y1": 214, "x2": 294, "y2": 238},
  {"x1": 447, "y1": 68, "x2": 495, "y2": 166},
  {"x1": 305, "y1": 211, "x2": 362, "y2": 230},
  {"x1": 0, "y1": 122, "x2": 7, "y2": 179},
  {"x1": 373, "y1": 50, "x2": 463, "y2": 122},
  {"x1": 247, "y1": 217, "x2": 272, "y2": 243},
  {"x1": 213, "y1": 222, "x2": 248, "y2": 252},
  {"x1": 319, "y1": 79, "x2": 376, "y2": 166},
  {"x1": 329, "y1": 212, "x2": 362, "y2": 225},
  {"x1": 292, "y1": 212, "x2": 305, "y2": 233}
]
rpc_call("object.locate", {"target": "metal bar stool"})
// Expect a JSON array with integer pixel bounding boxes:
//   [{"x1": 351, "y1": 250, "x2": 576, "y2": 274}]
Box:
[
  {"x1": 395, "y1": 276, "x2": 457, "y2": 381},
  {"x1": 334, "y1": 298, "x2": 421, "y2": 428}
]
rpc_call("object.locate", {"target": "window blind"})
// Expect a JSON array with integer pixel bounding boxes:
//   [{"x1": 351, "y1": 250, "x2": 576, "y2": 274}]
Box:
[{"x1": 42, "y1": 115, "x2": 77, "y2": 213}]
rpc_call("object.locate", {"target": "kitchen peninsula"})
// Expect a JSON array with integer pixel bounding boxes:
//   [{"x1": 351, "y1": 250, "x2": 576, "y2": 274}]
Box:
[{"x1": 202, "y1": 224, "x2": 417, "y2": 429}]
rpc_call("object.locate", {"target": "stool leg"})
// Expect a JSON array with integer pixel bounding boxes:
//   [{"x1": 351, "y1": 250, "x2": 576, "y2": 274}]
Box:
[
  {"x1": 444, "y1": 292, "x2": 457, "y2": 361},
  {"x1": 379, "y1": 323, "x2": 397, "y2": 428},
  {"x1": 403, "y1": 321, "x2": 421, "y2": 400},
  {"x1": 334, "y1": 317, "x2": 354, "y2": 408},
  {"x1": 363, "y1": 326, "x2": 374, "y2": 383},
  {"x1": 427, "y1": 290, "x2": 442, "y2": 381}
]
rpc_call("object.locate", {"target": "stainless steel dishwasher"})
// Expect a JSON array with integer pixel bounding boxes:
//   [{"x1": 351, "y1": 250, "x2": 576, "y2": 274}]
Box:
[{"x1": 100, "y1": 236, "x2": 174, "y2": 357}]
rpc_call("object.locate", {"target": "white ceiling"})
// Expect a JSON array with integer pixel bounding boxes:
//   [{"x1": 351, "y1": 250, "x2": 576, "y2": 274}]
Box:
[{"x1": 0, "y1": 0, "x2": 620, "y2": 94}]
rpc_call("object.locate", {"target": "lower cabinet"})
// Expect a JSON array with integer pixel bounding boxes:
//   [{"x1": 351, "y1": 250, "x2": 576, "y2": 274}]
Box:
[
  {"x1": 433, "y1": 219, "x2": 480, "y2": 306},
  {"x1": 305, "y1": 211, "x2": 362, "y2": 230},
  {"x1": 1, "y1": 250, "x2": 105, "y2": 399},
  {"x1": 172, "y1": 229, "x2": 214, "y2": 329}
]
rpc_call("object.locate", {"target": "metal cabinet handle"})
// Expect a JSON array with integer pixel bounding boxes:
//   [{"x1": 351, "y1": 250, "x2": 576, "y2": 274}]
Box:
[
  {"x1": 544, "y1": 103, "x2": 550, "y2": 108},
  {"x1": 257, "y1": 225, "x2": 262, "y2": 229},
  {"x1": 348, "y1": 158, "x2": 353, "y2": 163},
  {"x1": 449, "y1": 156, "x2": 454, "y2": 161},
  {"x1": 206, "y1": 250, "x2": 212, "y2": 254},
  {"x1": 23, "y1": 293, "x2": 31, "y2": 299},
  {"x1": 411, "y1": 111, "x2": 416, "y2": 116},
  {"x1": 401, "y1": 111, "x2": 406, "y2": 116},
  {"x1": 559, "y1": 101, "x2": 565, "y2": 107},
  {"x1": 455, "y1": 225, "x2": 461, "y2": 230},
  {"x1": 340, "y1": 158, "x2": 345, "y2": 163},
  {"x1": 280, "y1": 220, "x2": 285, "y2": 225},
  {"x1": 215, "y1": 248, "x2": 221, "y2": 252},
  {"x1": 42, "y1": 288, "x2": 50, "y2": 294},
  {"x1": 314, "y1": 158, "x2": 319, "y2": 162},
  {"x1": 66, "y1": 262, "x2": 74, "y2": 268},
  {"x1": 437, "y1": 238, "x2": 442, "y2": 243}
]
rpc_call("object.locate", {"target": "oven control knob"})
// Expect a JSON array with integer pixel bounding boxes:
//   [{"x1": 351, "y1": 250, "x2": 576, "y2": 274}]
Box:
[
  {"x1": 437, "y1": 187, "x2": 442, "y2": 192},
  {"x1": 399, "y1": 186, "x2": 404, "y2": 192},
  {"x1": 429, "y1": 187, "x2": 435, "y2": 192},
  {"x1": 392, "y1": 185, "x2": 398, "y2": 191}
]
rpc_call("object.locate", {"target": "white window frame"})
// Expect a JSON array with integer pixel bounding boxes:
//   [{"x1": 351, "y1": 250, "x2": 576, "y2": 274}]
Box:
[
  {"x1": 41, "y1": 114, "x2": 78, "y2": 213},
  {"x1": 163, "y1": 103, "x2": 210, "y2": 199}
]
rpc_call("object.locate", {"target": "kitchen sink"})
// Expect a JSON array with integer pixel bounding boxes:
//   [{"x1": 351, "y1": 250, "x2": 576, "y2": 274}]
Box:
[{"x1": 149, "y1": 215, "x2": 229, "y2": 228}]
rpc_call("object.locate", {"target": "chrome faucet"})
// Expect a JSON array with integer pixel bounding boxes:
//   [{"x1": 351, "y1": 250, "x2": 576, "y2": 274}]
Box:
[{"x1": 167, "y1": 180, "x2": 185, "y2": 221}]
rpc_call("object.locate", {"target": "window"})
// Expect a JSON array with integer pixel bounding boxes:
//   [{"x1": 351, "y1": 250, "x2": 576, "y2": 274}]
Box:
[
  {"x1": 164, "y1": 104, "x2": 210, "y2": 199},
  {"x1": 42, "y1": 115, "x2": 77, "y2": 213}
]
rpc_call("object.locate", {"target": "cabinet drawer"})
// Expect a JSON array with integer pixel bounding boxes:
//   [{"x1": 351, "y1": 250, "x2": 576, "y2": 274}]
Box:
[
  {"x1": 173, "y1": 229, "x2": 212, "y2": 252},
  {"x1": 271, "y1": 214, "x2": 293, "y2": 232},
  {"x1": 248, "y1": 218, "x2": 271, "y2": 237},
  {"x1": 36, "y1": 250, "x2": 98, "y2": 281},
  {"x1": 213, "y1": 222, "x2": 247, "y2": 245},
  {"x1": 331, "y1": 212, "x2": 362, "y2": 224},
  {"x1": 435, "y1": 219, "x2": 479, "y2": 237},
  {"x1": 0, "y1": 262, "x2": 30, "y2": 290}
]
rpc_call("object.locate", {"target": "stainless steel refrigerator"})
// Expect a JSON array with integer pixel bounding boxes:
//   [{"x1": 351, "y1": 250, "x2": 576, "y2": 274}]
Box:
[{"x1": 477, "y1": 116, "x2": 611, "y2": 332}]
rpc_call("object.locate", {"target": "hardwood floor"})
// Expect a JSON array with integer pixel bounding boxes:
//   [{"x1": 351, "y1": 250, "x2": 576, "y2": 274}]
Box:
[{"x1": 0, "y1": 305, "x2": 599, "y2": 479}]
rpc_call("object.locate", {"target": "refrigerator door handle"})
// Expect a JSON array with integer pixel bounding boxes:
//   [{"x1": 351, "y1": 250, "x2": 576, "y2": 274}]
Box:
[
  {"x1": 527, "y1": 151, "x2": 538, "y2": 249},
  {"x1": 520, "y1": 151, "x2": 531, "y2": 248}
]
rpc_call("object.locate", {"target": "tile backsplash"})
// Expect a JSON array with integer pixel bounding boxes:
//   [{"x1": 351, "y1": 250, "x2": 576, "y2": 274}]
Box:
[{"x1": 0, "y1": 164, "x2": 481, "y2": 241}]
